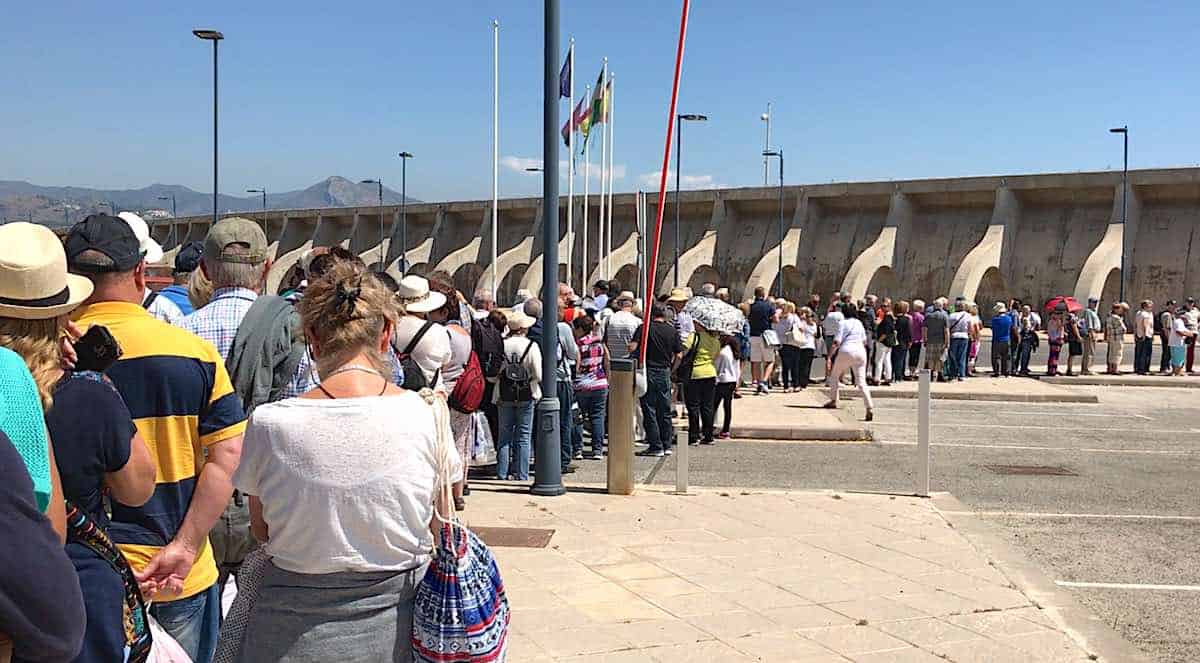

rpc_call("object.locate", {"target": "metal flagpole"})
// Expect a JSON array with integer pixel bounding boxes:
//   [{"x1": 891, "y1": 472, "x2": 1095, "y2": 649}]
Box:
[
  {"x1": 491, "y1": 19, "x2": 500, "y2": 297},
  {"x1": 598, "y1": 58, "x2": 608, "y2": 281},
  {"x1": 582, "y1": 84, "x2": 590, "y2": 293},
  {"x1": 606, "y1": 73, "x2": 615, "y2": 281},
  {"x1": 567, "y1": 39, "x2": 575, "y2": 293}
]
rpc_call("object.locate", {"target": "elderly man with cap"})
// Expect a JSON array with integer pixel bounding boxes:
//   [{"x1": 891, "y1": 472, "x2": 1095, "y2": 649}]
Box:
[
  {"x1": 159, "y1": 241, "x2": 203, "y2": 316},
  {"x1": 1078, "y1": 296, "x2": 1102, "y2": 375},
  {"x1": 67, "y1": 214, "x2": 246, "y2": 663},
  {"x1": 117, "y1": 212, "x2": 185, "y2": 325}
]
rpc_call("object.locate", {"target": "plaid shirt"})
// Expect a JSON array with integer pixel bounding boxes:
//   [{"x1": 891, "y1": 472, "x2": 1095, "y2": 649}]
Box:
[{"x1": 180, "y1": 287, "x2": 318, "y2": 398}]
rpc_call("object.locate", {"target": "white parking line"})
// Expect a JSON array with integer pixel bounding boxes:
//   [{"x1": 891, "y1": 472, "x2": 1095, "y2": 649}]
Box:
[
  {"x1": 941, "y1": 511, "x2": 1200, "y2": 521},
  {"x1": 873, "y1": 408, "x2": 1151, "y2": 420},
  {"x1": 1056, "y1": 581, "x2": 1200, "y2": 591},
  {"x1": 878, "y1": 440, "x2": 1194, "y2": 455},
  {"x1": 877, "y1": 422, "x2": 1185, "y2": 434}
]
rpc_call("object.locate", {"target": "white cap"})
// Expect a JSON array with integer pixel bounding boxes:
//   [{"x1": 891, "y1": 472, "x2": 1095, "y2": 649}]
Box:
[{"x1": 118, "y1": 212, "x2": 164, "y2": 264}]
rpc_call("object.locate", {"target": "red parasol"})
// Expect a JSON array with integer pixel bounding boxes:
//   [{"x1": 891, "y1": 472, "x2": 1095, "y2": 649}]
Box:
[{"x1": 1044, "y1": 296, "x2": 1083, "y2": 314}]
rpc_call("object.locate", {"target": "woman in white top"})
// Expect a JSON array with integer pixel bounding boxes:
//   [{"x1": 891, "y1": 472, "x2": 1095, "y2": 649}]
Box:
[
  {"x1": 774, "y1": 300, "x2": 804, "y2": 392},
  {"x1": 427, "y1": 280, "x2": 474, "y2": 511},
  {"x1": 496, "y1": 310, "x2": 542, "y2": 481},
  {"x1": 795, "y1": 306, "x2": 818, "y2": 389},
  {"x1": 713, "y1": 334, "x2": 741, "y2": 439},
  {"x1": 823, "y1": 301, "x2": 874, "y2": 421},
  {"x1": 231, "y1": 262, "x2": 460, "y2": 662}
]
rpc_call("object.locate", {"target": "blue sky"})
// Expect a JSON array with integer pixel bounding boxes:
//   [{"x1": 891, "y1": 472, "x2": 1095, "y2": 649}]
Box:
[{"x1": 3, "y1": 1, "x2": 1199, "y2": 202}]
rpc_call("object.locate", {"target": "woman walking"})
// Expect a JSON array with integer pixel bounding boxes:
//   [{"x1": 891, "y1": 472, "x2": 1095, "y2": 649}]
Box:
[
  {"x1": 823, "y1": 302, "x2": 874, "y2": 421},
  {"x1": 795, "y1": 307, "x2": 818, "y2": 389},
  {"x1": 774, "y1": 300, "x2": 803, "y2": 391},
  {"x1": 1105, "y1": 303, "x2": 1127, "y2": 374},
  {"x1": 231, "y1": 261, "x2": 460, "y2": 662},
  {"x1": 714, "y1": 334, "x2": 741, "y2": 438}
]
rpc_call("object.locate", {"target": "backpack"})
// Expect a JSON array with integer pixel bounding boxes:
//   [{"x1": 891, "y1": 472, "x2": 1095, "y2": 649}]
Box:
[
  {"x1": 499, "y1": 340, "x2": 536, "y2": 403},
  {"x1": 470, "y1": 317, "x2": 505, "y2": 379},
  {"x1": 397, "y1": 321, "x2": 440, "y2": 392},
  {"x1": 448, "y1": 348, "x2": 486, "y2": 414},
  {"x1": 225, "y1": 295, "x2": 308, "y2": 415}
]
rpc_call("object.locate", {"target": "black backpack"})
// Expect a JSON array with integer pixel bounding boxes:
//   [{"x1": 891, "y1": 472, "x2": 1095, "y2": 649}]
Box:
[
  {"x1": 471, "y1": 317, "x2": 505, "y2": 378},
  {"x1": 396, "y1": 321, "x2": 440, "y2": 391},
  {"x1": 499, "y1": 340, "x2": 536, "y2": 403}
]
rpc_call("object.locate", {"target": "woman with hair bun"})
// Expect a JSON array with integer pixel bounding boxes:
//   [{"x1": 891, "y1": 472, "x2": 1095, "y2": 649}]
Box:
[{"x1": 229, "y1": 261, "x2": 460, "y2": 662}]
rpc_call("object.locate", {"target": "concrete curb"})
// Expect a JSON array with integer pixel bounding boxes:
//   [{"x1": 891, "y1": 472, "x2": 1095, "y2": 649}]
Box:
[
  {"x1": 728, "y1": 425, "x2": 873, "y2": 441},
  {"x1": 1043, "y1": 375, "x2": 1200, "y2": 389},
  {"x1": 930, "y1": 493, "x2": 1152, "y2": 663},
  {"x1": 820, "y1": 387, "x2": 1100, "y2": 404}
]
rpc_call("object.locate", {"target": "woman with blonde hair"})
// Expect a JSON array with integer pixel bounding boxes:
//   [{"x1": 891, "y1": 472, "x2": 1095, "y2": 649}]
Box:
[
  {"x1": 231, "y1": 260, "x2": 459, "y2": 661},
  {"x1": 773, "y1": 300, "x2": 803, "y2": 391},
  {"x1": 794, "y1": 306, "x2": 818, "y2": 389}
]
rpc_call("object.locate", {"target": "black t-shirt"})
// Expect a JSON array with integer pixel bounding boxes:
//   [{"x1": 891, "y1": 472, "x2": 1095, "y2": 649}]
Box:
[
  {"x1": 46, "y1": 372, "x2": 135, "y2": 527},
  {"x1": 632, "y1": 320, "x2": 684, "y2": 369}
]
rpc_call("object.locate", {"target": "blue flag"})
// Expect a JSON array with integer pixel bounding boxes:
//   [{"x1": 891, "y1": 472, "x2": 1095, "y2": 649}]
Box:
[{"x1": 558, "y1": 53, "x2": 571, "y2": 98}]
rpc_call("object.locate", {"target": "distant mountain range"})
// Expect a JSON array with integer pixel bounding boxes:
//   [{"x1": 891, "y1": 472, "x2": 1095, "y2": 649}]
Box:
[{"x1": 0, "y1": 176, "x2": 416, "y2": 227}]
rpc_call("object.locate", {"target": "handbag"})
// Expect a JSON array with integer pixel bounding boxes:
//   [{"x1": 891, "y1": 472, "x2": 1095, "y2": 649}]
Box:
[
  {"x1": 412, "y1": 391, "x2": 510, "y2": 662},
  {"x1": 786, "y1": 320, "x2": 804, "y2": 345},
  {"x1": 469, "y1": 411, "x2": 497, "y2": 467},
  {"x1": 761, "y1": 329, "x2": 781, "y2": 347}
]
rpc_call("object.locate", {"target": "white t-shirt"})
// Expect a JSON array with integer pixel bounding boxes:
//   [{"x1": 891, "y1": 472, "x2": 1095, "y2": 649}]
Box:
[
  {"x1": 393, "y1": 316, "x2": 452, "y2": 391},
  {"x1": 233, "y1": 392, "x2": 462, "y2": 574},
  {"x1": 948, "y1": 311, "x2": 972, "y2": 339},
  {"x1": 144, "y1": 288, "x2": 185, "y2": 326},
  {"x1": 1135, "y1": 309, "x2": 1155, "y2": 339},
  {"x1": 797, "y1": 321, "x2": 817, "y2": 350},
  {"x1": 441, "y1": 323, "x2": 473, "y2": 391},
  {"x1": 715, "y1": 344, "x2": 739, "y2": 384},
  {"x1": 834, "y1": 317, "x2": 868, "y2": 354},
  {"x1": 821, "y1": 311, "x2": 844, "y2": 340},
  {"x1": 774, "y1": 313, "x2": 801, "y2": 347},
  {"x1": 499, "y1": 334, "x2": 543, "y2": 402},
  {"x1": 1170, "y1": 317, "x2": 1190, "y2": 348}
]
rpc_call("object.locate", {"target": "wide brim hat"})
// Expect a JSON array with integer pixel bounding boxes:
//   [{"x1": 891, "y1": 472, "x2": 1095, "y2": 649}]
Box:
[
  {"x1": 507, "y1": 309, "x2": 535, "y2": 331},
  {"x1": 397, "y1": 274, "x2": 447, "y2": 313},
  {"x1": 0, "y1": 223, "x2": 94, "y2": 320},
  {"x1": 667, "y1": 288, "x2": 688, "y2": 303},
  {"x1": 118, "y1": 212, "x2": 164, "y2": 264}
]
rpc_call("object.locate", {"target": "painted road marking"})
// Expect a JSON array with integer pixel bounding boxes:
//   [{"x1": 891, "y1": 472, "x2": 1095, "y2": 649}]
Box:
[
  {"x1": 877, "y1": 422, "x2": 1187, "y2": 434},
  {"x1": 878, "y1": 440, "x2": 1194, "y2": 455},
  {"x1": 872, "y1": 407, "x2": 1151, "y2": 420},
  {"x1": 942, "y1": 511, "x2": 1200, "y2": 521},
  {"x1": 1056, "y1": 581, "x2": 1200, "y2": 591}
]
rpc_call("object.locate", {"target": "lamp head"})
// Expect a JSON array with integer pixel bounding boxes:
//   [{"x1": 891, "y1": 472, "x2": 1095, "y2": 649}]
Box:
[
  {"x1": 193, "y1": 29, "x2": 224, "y2": 40},
  {"x1": 360, "y1": 179, "x2": 379, "y2": 185},
  {"x1": 760, "y1": 113, "x2": 770, "y2": 121},
  {"x1": 1109, "y1": 127, "x2": 1127, "y2": 134},
  {"x1": 763, "y1": 150, "x2": 782, "y2": 157},
  {"x1": 246, "y1": 188, "x2": 264, "y2": 193},
  {"x1": 398, "y1": 151, "x2": 414, "y2": 159},
  {"x1": 679, "y1": 114, "x2": 708, "y2": 122}
]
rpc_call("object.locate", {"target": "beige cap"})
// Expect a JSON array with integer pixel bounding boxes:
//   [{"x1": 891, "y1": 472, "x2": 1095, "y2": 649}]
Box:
[{"x1": 204, "y1": 217, "x2": 268, "y2": 264}]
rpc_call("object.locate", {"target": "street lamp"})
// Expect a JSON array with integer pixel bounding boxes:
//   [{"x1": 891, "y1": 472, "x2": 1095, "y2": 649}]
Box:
[
  {"x1": 398, "y1": 151, "x2": 414, "y2": 273},
  {"x1": 763, "y1": 149, "x2": 785, "y2": 298},
  {"x1": 1109, "y1": 126, "x2": 1128, "y2": 303},
  {"x1": 193, "y1": 29, "x2": 223, "y2": 228},
  {"x1": 674, "y1": 113, "x2": 708, "y2": 287},
  {"x1": 246, "y1": 188, "x2": 267, "y2": 212},
  {"x1": 761, "y1": 103, "x2": 772, "y2": 186},
  {"x1": 157, "y1": 194, "x2": 177, "y2": 248},
  {"x1": 360, "y1": 179, "x2": 385, "y2": 268}
]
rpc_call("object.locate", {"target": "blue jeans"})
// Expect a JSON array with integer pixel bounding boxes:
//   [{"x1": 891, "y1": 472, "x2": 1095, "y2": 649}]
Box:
[
  {"x1": 575, "y1": 388, "x2": 608, "y2": 454},
  {"x1": 150, "y1": 582, "x2": 220, "y2": 663},
  {"x1": 640, "y1": 368, "x2": 674, "y2": 452},
  {"x1": 948, "y1": 337, "x2": 970, "y2": 379},
  {"x1": 498, "y1": 401, "x2": 535, "y2": 480},
  {"x1": 557, "y1": 380, "x2": 575, "y2": 470}
]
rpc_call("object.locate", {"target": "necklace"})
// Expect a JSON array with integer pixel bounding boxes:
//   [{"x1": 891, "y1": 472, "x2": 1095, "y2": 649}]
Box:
[{"x1": 317, "y1": 363, "x2": 388, "y2": 399}]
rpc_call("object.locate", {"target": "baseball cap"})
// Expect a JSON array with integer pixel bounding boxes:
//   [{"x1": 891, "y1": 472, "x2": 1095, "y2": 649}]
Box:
[
  {"x1": 65, "y1": 214, "x2": 144, "y2": 274},
  {"x1": 117, "y1": 212, "x2": 164, "y2": 264},
  {"x1": 174, "y1": 241, "x2": 203, "y2": 274},
  {"x1": 204, "y1": 217, "x2": 268, "y2": 264}
]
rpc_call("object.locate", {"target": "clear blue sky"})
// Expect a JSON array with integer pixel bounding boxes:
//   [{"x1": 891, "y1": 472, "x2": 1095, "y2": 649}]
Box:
[{"x1": 3, "y1": 1, "x2": 1199, "y2": 202}]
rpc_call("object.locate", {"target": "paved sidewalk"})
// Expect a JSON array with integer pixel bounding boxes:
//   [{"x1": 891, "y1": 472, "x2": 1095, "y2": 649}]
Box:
[
  {"x1": 728, "y1": 388, "x2": 872, "y2": 441},
  {"x1": 467, "y1": 485, "x2": 1143, "y2": 662},
  {"x1": 820, "y1": 375, "x2": 1098, "y2": 403}
]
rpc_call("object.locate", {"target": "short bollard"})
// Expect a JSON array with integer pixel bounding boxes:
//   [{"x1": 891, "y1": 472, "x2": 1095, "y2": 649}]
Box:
[
  {"x1": 607, "y1": 358, "x2": 635, "y2": 495},
  {"x1": 916, "y1": 368, "x2": 931, "y2": 497}
]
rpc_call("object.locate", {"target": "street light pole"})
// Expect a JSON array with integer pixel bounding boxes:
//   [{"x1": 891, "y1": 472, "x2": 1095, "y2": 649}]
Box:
[
  {"x1": 1110, "y1": 126, "x2": 1128, "y2": 303},
  {"x1": 762, "y1": 103, "x2": 771, "y2": 186},
  {"x1": 157, "y1": 194, "x2": 176, "y2": 247},
  {"x1": 399, "y1": 152, "x2": 413, "y2": 273},
  {"x1": 763, "y1": 149, "x2": 785, "y2": 298},
  {"x1": 360, "y1": 179, "x2": 385, "y2": 269},
  {"x1": 194, "y1": 29, "x2": 223, "y2": 227},
  {"x1": 246, "y1": 189, "x2": 267, "y2": 212},
  {"x1": 674, "y1": 114, "x2": 707, "y2": 288}
]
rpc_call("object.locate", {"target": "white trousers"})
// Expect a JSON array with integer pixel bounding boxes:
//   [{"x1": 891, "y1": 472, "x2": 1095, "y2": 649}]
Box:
[
  {"x1": 829, "y1": 346, "x2": 874, "y2": 411},
  {"x1": 873, "y1": 341, "x2": 892, "y2": 383}
]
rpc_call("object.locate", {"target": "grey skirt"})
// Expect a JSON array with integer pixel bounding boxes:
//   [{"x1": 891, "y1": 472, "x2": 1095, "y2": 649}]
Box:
[{"x1": 234, "y1": 560, "x2": 427, "y2": 663}]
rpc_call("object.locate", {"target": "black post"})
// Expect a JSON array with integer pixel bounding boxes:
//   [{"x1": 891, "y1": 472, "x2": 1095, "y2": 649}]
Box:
[
  {"x1": 401, "y1": 159, "x2": 408, "y2": 273},
  {"x1": 674, "y1": 115, "x2": 681, "y2": 288},
  {"x1": 212, "y1": 40, "x2": 218, "y2": 226},
  {"x1": 777, "y1": 150, "x2": 784, "y2": 299},
  {"x1": 261, "y1": 190, "x2": 267, "y2": 212},
  {"x1": 532, "y1": 0, "x2": 564, "y2": 497},
  {"x1": 1120, "y1": 128, "x2": 1128, "y2": 303}
]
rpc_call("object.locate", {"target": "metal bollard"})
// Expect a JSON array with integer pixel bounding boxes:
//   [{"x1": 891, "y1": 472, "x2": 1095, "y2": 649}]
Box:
[
  {"x1": 607, "y1": 358, "x2": 635, "y2": 495},
  {"x1": 675, "y1": 421, "x2": 688, "y2": 494},
  {"x1": 916, "y1": 368, "x2": 931, "y2": 497}
]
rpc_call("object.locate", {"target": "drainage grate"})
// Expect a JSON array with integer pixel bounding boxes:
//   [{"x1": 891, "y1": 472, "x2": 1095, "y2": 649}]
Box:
[
  {"x1": 984, "y1": 464, "x2": 1077, "y2": 476},
  {"x1": 473, "y1": 526, "x2": 555, "y2": 548}
]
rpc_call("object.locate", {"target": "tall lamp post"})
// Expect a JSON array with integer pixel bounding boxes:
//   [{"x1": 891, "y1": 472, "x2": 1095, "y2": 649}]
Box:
[
  {"x1": 1109, "y1": 126, "x2": 1128, "y2": 303},
  {"x1": 360, "y1": 179, "x2": 386, "y2": 269},
  {"x1": 157, "y1": 194, "x2": 177, "y2": 248},
  {"x1": 761, "y1": 103, "x2": 771, "y2": 186},
  {"x1": 398, "y1": 152, "x2": 413, "y2": 273},
  {"x1": 246, "y1": 188, "x2": 267, "y2": 212},
  {"x1": 763, "y1": 150, "x2": 785, "y2": 298},
  {"x1": 674, "y1": 113, "x2": 707, "y2": 287},
  {"x1": 193, "y1": 29, "x2": 223, "y2": 227}
]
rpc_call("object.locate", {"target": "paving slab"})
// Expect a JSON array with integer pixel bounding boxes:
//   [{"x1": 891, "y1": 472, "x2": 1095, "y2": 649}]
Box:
[
  {"x1": 465, "y1": 484, "x2": 1143, "y2": 662},
  {"x1": 727, "y1": 387, "x2": 873, "y2": 441},
  {"x1": 818, "y1": 375, "x2": 1099, "y2": 403}
]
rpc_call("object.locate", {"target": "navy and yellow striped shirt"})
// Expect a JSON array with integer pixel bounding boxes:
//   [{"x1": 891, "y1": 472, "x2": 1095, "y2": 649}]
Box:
[{"x1": 75, "y1": 301, "x2": 247, "y2": 600}]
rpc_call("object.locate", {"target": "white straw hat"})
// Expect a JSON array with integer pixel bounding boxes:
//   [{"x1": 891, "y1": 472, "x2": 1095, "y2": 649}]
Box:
[
  {"x1": 0, "y1": 223, "x2": 94, "y2": 320},
  {"x1": 396, "y1": 275, "x2": 447, "y2": 313},
  {"x1": 506, "y1": 309, "x2": 536, "y2": 331}
]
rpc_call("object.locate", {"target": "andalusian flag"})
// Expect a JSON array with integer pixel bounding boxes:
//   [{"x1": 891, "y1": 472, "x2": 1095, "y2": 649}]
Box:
[
  {"x1": 562, "y1": 96, "x2": 590, "y2": 147},
  {"x1": 589, "y1": 69, "x2": 608, "y2": 128}
]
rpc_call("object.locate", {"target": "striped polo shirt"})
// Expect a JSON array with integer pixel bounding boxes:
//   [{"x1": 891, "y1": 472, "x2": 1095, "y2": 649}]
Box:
[{"x1": 74, "y1": 301, "x2": 247, "y2": 600}]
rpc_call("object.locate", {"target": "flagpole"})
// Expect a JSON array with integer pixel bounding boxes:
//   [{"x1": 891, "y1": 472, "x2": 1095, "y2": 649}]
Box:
[
  {"x1": 606, "y1": 72, "x2": 615, "y2": 281},
  {"x1": 566, "y1": 39, "x2": 574, "y2": 293},
  {"x1": 582, "y1": 84, "x2": 590, "y2": 295},
  {"x1": 598, "y1": 57, "x2": 608, "y2": 281},
  {"x1": 491, "y1": 18, "x2": 500, "y2": 298}
]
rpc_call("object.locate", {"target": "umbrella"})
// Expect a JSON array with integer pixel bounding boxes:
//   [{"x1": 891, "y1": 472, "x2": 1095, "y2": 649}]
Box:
[
  {"x1": 1044, "y1": 295, "x2": 1082, "y2": 314},
  {"x1": 683, "y1": 296, "x2": 745, "y2": 336}
]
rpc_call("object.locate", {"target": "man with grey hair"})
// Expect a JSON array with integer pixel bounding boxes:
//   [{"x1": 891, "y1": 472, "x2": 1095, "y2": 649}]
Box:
[
  {"x1": 923, "y1": 297, "x2": 950, "y2": 380},
  {"x1": 700, "y1": 282, "x2": 717, "y2": 298},
  {"x1": 472, "y1": 288, "x2": 495, "y2": 319}
]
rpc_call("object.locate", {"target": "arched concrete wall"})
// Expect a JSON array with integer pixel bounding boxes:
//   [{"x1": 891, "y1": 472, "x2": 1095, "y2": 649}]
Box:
[
  {"x1": 686, "y1": 265, "x2": 723, "y2": 294},
  {"x1": 1075, "y1": 184, "x2": 1141, "y2": 304},
  {"x1": 661, "y1": 198, "x2": 724, "y2": 294},
  {"x1": 743, "y1": 191, "x2": 806, "y2": 299},
  {"x1": 841, "y1": 192, "x2": 912, "y2": 300},
  {"x1": 950, "y1": 187, "x2": 1020, "y2": 303}
]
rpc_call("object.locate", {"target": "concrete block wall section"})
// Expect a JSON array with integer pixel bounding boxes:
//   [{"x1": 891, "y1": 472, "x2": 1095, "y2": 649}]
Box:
[{"x1": 155, "y1": 167, "x2": 1200, "y2": 310}]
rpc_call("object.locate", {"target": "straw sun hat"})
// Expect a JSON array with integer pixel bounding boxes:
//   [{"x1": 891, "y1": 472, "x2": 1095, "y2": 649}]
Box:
[{"x1": 0, "y1": 222, "x2": 94, "y2": 320}]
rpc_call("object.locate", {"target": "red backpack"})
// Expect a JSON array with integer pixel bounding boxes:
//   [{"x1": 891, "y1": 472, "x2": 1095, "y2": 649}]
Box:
[{"x1": 448, "y1": 350, "x2": 486, "y2": 413}]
